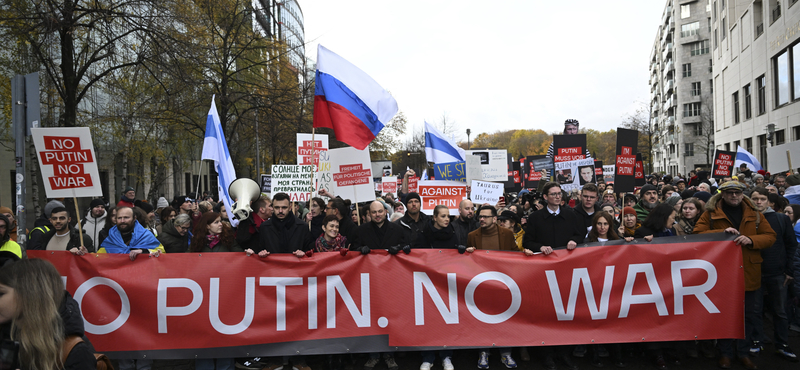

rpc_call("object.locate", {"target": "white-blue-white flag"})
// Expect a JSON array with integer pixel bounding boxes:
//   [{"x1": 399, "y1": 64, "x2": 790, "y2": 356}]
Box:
[
  {"x1": 201, "y1": 95, "x2": 238, "y2": 227},
  {"x1": 734, "y1": 146, "x2": 763, "y2": 172},
  {"x1": 424, "y1": 121, "x2": 465, "y2": 164}
]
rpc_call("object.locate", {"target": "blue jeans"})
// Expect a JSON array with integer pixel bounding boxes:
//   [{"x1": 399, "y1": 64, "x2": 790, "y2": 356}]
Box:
[
  {"x1": 753, "y1": 274, "x2": 790, "y2": 347},
  {"x1": 421, "y1": 350, "x2": 454, "y2": 363},
  {"x1": 195, "y1": 358, "x2": 235, "y2": 370}
]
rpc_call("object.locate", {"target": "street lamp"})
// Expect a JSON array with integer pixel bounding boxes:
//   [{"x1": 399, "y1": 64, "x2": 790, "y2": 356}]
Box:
[{"x1": 466, "y1": 128, "x2": 471, "y2": 150}]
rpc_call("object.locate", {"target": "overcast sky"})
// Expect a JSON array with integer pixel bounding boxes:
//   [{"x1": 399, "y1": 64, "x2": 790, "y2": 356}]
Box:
[{"x1": 302, "y1": 0, "x2": 667, "y2": 142}]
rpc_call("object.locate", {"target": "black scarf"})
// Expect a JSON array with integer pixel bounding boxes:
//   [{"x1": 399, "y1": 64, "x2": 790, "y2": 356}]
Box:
[
  {"x1": 272, "y1": 212, "x2": 296, "y2": 247},
  {"x1": 722, "y1": 201, "x2": 743, "y2": 231}
]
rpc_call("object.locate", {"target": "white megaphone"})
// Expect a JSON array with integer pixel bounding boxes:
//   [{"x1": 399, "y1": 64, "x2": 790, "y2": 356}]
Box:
[{"x1": 228, "y1": 178, "x2": 262, "y2": 221}]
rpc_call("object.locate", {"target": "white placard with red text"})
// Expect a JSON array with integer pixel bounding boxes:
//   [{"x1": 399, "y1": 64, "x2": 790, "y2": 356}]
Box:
[
  {"x1": 32, "y1": 127, "x2": 103, "y2": 198},
  {"x1": 381, "y1": 176, "x2": 397, "y2": 195},
  {"x1": 417, "y1": 180, "x2": 467, "y2": 215},
  {"x1": 327, "y1": 147, "x2": 375, "y2": 203}
]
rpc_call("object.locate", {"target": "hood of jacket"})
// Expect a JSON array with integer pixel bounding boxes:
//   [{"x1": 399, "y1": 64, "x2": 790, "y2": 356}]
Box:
[
  {"x1": 59, "y1": 291, "x2": 85, "y2": 337},
  {"x1": 705, "y1": 191, "x2": 763, "y2": 225}
]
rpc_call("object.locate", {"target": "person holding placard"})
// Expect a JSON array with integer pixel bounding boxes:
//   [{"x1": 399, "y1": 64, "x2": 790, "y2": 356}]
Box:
[{"x1": 38, "y1": 207, "x2": 93, "y2": 254}]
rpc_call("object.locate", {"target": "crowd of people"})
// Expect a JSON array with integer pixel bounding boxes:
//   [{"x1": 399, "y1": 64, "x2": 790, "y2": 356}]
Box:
[{"x1": 2, "y1": 146, "x2": 800, "y2": 370}]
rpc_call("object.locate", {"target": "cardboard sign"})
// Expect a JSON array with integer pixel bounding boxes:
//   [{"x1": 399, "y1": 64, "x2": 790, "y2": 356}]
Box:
[
  {"x1": 32, "y1": 127, "x2": 103, "y2": 197},
  {"x1": 465, "y1": 155, "x2": 483, "y2": 183},
  {"x1": 594, "y1": 161, "x2": 603, "y2": 177},
  {"x1": 554, "y1": 158, "x2": 595, "y2": 192},
  {"x1": 614, "y1": 128, "x2": 639, "y2": 193},
  {"x1": 296, "y1": 133, "x2": 329, "y2": 166},
  {"x1": 434, "y1": 161, "x2": 466, "y2": 182},
  {"x1": 381, "y1": 176, "x2": 397, "y2": 195},
  {"x1": 271, "y1": 165, "x2": 314, "y2": 201},
  {"x1": 766, "y1": 142, "x2": 800, "y2": 173},
  {"x1": 417, "y1": 180, "x2": 467, "y2": 215},
  {"x1": 466, "y1": 150, "x2": 508, "y2": 181},
  {"x1": 260, "y1": 174, "x2": 272, "y2": 193},
  {"x1": 471, "y1": 180, "x2": 504, "y2": 205},
  {"x1": 711, "y1": 150, "x2": 737, "y2": 179},
  {"x1": 327, "y1": 147, "x2": 375, "y2": 203}
]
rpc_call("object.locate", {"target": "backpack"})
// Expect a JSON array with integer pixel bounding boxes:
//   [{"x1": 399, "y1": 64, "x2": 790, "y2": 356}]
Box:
[{"x1": 62, "y1": 335, "x2": 114, "y2": 370}]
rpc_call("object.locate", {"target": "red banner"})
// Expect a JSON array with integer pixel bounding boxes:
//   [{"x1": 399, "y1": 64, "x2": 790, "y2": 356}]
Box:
[{"x1": 29, "y1": 234, "x2": 743, "y2": 359}]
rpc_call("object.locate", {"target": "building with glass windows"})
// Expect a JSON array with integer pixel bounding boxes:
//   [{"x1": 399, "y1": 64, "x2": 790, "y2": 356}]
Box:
[
  {"x1": 712, "y1": 0, "x2": 800, "y2": 170},
  {"x1": 251, "y1": 0, "x2": 306, "y2": 71},
  {"x1": 650, "y1": 0, "x2": 716, "y2": 175}
]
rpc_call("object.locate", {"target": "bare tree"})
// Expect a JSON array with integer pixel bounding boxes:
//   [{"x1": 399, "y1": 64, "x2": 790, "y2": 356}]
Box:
[
  {"x1": 695, "y1": 95, "x2": 715, "y2": 166},
  {"x1": 620, "y1": 102, "x2": 655, "y2": 173}
]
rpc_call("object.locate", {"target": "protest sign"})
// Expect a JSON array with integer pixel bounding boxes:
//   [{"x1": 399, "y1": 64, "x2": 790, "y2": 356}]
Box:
[
  {"x1": 466, "y1": 150, "x2": 508, "y2": 181},
  {"x1": 417, "y1": 180, "x2": 467, "y2": 215},
  {"x1": 635, "y1": 154, "x2": 645, "y2": 186},
  {"x1": 296, "y1": 133, "x2": 328, "y2": 166},
  {"x1": 381, "y1": 176, "x2": 397, "y2": 195},
  {"x1": 602, "y1": 165, "x2": 615, "y2": 184},
  {"x1": 29, "y1": 232, "x2": 744, "y2": 358},
  {"x1": 766, "y1": 142, "x2": 800, "y2": 173},
  {"x1": 408, "y1": 176, "x2": 419, "y2": 193},
  {"x1": 552, "y1": 134, "x2": 588, "y2": 162},
  {"x1": 614, "y1": 128, "x2": 639, "y2": 192},
  {"x1": 554, "y1": 158, "x2": 595, "y2": 192},
  {"x1": 32, "y1": 127, "x2": 103, "y2": 198},
  {"x1": 594, "y1": 161, "x2": 603, "y2": 179},
  {"x1": 711, "y1": 150, "x2": 737, "y2": 179},
  {"x1": 434, "y1": 161, "x2": 466, "y2": 182},
  {"x1": 271, "y1": 165, "x2": 314, "y2": 201},
  {"x1": 371, "y1": 161, "x2": 393, "y2": 178},
  {"x1": 465, "y1": 155, "x2": 483, "y2": 183},
  {"x1": 327, "y1": 147, "x2": 375, "y2": 203},
  {"x1": 260, "y1": 174, "x2": 271, "y2": 193},
  {"x1": 526, "y1": 155, "x2": 552, "y2": 190},
  {"x1": 471, "y1": 180, "x2": 504, "y2": 205},
  {"x1": 504, "y1": 156, "x2": 522, "y2": 192}
]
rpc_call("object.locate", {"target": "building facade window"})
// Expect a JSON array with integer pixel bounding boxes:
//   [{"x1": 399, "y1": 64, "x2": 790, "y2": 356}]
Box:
[
  {"x1": 733, "y1": 92, "x2": 740, "y2": 123},
  {"x1": 683, "y1": 63, "x2": 692, "y2": 77},
  {"x1": 744, "y1": 84, "x2": 752, "y2": 119},
  {"x1": 758, "y1": 135, "x2": 768, "y2": 168},
  {"x1": 773, "y1": 1, "x2": 782, "y2": 23},
  {"x1": 793, "y1": 43, "x2": 800, "y2": 100},
  {"x1": 681, "y1": 22, "x2": 700, "y2": 37},
  {"x1": 776, "y1": 129, "x2": 785, "y2": 145},
  {"x1": 691, "y1": 82, "x2": 702, "y2": 96},
  {"x1": 685, "y1": 143, "x2": 695, "y2": 156},
  {"x1": 775, "y1": 50, "x2": 790, "y2": 106},
  {"x1": 692, "y1": 122, "x2": 703, "y2": 136},
  {"x1": 757, "y1": 75, "x2": 767, "y2": 115},
  {"x1": 794, "y1": 125, "x2": 800, "y2": 140},
  {"x1": 722, "y1": 18, "x2": 727, "y2": 40},
  {"x1": 683, "y1": 102, "x2": 701, "y2": 117},
  {"x1": 725, "y1": 143, "x2": 731, "y2": 151},
  {"x1": 682, "y1": 4, "x2": 692, "y2": 18},
  {"x1": 691, "y1": 40, "x2": 710, "y2": 55},
  {"x1": 745, "y1": 138, "x2": 753, "y2": 153}
]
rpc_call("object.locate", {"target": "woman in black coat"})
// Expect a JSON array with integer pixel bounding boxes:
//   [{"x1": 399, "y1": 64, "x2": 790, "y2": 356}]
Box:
[
  {"x1": 422, "y1": 205, "x2": 459, "y2": 249},
  {"x1": 634, "y1": 203, "x2": 678, "y2": 241}
]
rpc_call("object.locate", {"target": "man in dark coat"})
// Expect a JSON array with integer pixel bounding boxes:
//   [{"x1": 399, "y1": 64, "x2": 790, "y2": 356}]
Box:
[
  {"x1": 572, "y1": 183, "x2": 601, "y2": 236},
  {"x1": 353, "y1": 201, "x2": 407, "y2": 252},
  {"x1": 394, "y1": 192, "x2": 430, "y2": 248},
  {"x1": 524, "y1": 182, "x2": 585, "y2": 255},
  {"x1": 38, "y1": 207, "x2": 94, "y2": 253},
  {"x1": 237, "y1": 197, "x2": 272, "y2": 252},
  {"x1": 452, "y1": 199, "x2": 478, "y2": 246},
  {"x1": 254, "y1": 193, "x2": 312, "y2": 257}
]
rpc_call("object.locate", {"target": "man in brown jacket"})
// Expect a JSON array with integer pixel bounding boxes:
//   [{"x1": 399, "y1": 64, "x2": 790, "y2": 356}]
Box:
[
  {"x1": 694, "y1": 181, "x2": 776, "y2": 370},
  {"x1": 467, "y1": 205, "x2": 518, "y2": 252}
]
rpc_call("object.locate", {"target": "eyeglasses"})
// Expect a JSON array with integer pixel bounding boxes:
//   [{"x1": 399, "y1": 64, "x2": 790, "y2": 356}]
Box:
[
  {"x1": 547, "y1": 192, "x2": 562, "y2": 197},
  {"x1": 724, "y1": 191, "x2": 743, "y2": 196},
  {"x1": 175, "y1": 225, "x2": 190, "y2": 231}
]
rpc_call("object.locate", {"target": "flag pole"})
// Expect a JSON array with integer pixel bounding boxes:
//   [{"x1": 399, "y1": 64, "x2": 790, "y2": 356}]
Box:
[
  {"x1": 309, "y1": 128, "x2": 316, "y2": 231},
  {"x1": 195, "y1": 160, "x2": 204, "y2": 201}
]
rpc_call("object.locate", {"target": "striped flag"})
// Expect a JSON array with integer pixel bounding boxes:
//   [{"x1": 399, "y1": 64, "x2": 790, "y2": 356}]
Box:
[
  {"x1": 424, "y1": 121, "x2": 465, "y2": 164},
  {"x1": 734, "y1": 146, "x2": 763, "y2": 172},
  {"x1": 201, "y1": 95, "x2": 238, "y2": 227}
]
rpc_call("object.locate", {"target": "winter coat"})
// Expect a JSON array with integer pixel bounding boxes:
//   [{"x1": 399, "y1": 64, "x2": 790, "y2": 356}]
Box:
[
  {"x1": 633, "y1": 225, "x2": 676, "y2": 239},
  {"x1": 633, "y1": 200, "x2": 655, "y2": 222},
  {"x1": 422, "y1": 220, "x2": 459, "y2": 249},
  {"x1": 395, "y1": 212, "x2": 431, "y2": 248},
  {"x1": 309, "y1": 213, "x2": 325, "y2": 241},
  {"x1": 190, "y1": 234, "x2": 242, "y2": 253},
  {"x1": 236, "y1": 214, "x2": 265, "y2": 252},
  {"x1": 26, "y1": 216, "x2": 53, "y2": 250},
  {"x1": 338, "y1": 216, "x2": 358, "y2": 245},
  {"x1": 467, "y1": 224, "x2": 518, "y2": 251},
  {"x1": 523, "y1": 206, "x2": 585, "y2": 251},
  {"x1": 157, "y1": 219, "x2": 191, "y2": 253},
  {"x1": 38, "y1": 228, "x2": 94, "y2": 253},
  {"x1": 352, "y1": 220, "x2": 408, "y2": 250},
  {"x1": 451, "y1": 216, "x2": 478, "y2": 246},
  {"x1": 258, "y1": 213, "x2": 312, "y2": 254},
  {"x1": 693, "y1": 193, "x2": 776, "y2": 291},
  {"x1": 573, "y1": 203, "x2": 602, "y2": 236},
  {"x1": 760, "y1": 208, "x2": 797, "y2": 277},
  {"x1": 675, "y1": 217, "x2": 697, "y2": 236},
  {"x1": 76, "y1": 209, "x2": 106, "y2": 249},
  {"x1": 60, "y1": 292, "x2": 97, "y2": 370}
]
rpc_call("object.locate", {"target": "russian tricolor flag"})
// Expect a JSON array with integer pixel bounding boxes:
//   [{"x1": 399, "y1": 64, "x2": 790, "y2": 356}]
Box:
[{"x1": 314, "y1": 45, "x2": 398, "y2": 150}]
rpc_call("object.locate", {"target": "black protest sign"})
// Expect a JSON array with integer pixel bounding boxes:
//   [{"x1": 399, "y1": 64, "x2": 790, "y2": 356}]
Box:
[
  {"x1": 552, "y1": 134, "x2": 588, "y2": 162},
  {"x1": 711, "y1": 150, "x2": 737, "y2": 179},
  {"x1": 526, "y1": 155, "x2": 548, "y2": 190},
  {"x1": 594, "y1": 161, "x2": 603, "y2": 180},
  {"x1": 614, "y1": 128, "x2": 639, "y2": 193},
  {"x1": 635, "y1": 153, "x2": 645, "y2": 186}
]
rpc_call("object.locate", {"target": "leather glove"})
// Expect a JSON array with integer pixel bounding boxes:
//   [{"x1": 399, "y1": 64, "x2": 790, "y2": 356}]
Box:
[
  {"x1": 340, "y1": 248, "x2": 348, "y2": 257},
  {"x1": 305, "y1": 250, "x2": 314, "y2": 258},
  {"x1": 457, "y1": 245, "x2": 467, "y2": 254},
  {"x1": 387, "y1": 245, "x2": 401, "y2": 255},
  {"x1": 402, "y1": 245, "x2": 411, "y2": 254},
  {"x1": 359, "y1": 246, "x2": 371, "y2": 255}
]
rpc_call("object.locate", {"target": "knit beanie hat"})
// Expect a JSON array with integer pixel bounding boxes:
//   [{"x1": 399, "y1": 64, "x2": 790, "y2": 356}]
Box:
[
  {"x1": 44, "y1": 200, "x2": 65, "y2": 217},
  {"x1": 89, "y1": 198, "x2": 105, "y2": 209},
  {"x1": 622, "y1": 207, "x2": 636, "y2": 217},
  {"x1": 404, "y1": 192, "x2": 421, "y2": 206},
  {"x1": 157, "y1": 197, "x2": 169, "y2": 208}
]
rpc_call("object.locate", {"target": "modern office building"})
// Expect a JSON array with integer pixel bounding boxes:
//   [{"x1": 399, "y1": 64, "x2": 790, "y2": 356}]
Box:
[
  {"x1": 712, "y1": 0, "x2": 800, "y2": 171},
  {"x1": 252, "y1": 0, "x2": 306, "y2": 71},
  {"x1": 650, "y1": 0, "x2": 716, "y2": 175}
]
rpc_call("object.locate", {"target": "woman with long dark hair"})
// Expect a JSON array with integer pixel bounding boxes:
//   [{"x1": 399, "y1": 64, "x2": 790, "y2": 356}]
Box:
[
  {"x1": 305, "y1": 197, "x2": 327, "y2": 241},
  {"x1": 675, "y1": 198, "x2": 703, "y2": 236},
  {"x1": 0, "y1": 259, "x2": 96, "y2": 370},
  {"x1": 586, "y1": 212, "x2": 620, "y2": 242},
  {"x1": 190, "y1": 212, "x2": 241, "y2": 253},
  {"x1": 634, "y1": 203, "x2": 677, "y2": 241}
]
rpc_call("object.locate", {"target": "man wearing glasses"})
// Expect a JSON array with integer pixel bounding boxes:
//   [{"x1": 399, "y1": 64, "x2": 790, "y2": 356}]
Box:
[
  {"x1": 522, "y1": 181, "x2": 584, "y2": 370},
  {"x1": 158, "y1": 214, "x2": 193, "y2": 253},
  {"x1": 694, "y1": 181, "x2": 776, "y2": 370}
]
